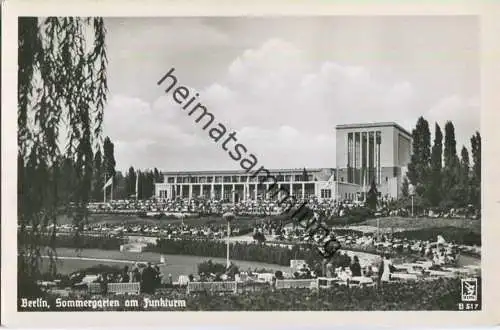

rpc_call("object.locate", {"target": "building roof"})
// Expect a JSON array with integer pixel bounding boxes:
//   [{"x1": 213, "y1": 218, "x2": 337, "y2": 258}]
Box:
[
  {"x1": 335, "y1": 122, "x2": 412, "y2": 138},
  {"x1": 162, "y1": 168, "x2": 334, "y2": 176}
]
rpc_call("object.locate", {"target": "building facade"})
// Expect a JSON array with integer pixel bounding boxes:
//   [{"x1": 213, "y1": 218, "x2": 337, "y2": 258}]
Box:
[
  {"x1": 155, "y1": 122, "x2": 412, "y2": 201},
  {"x1": 335, "y1": 122, "x2": 412, "y2": 199},
  {"x1": 155, "y1": 168, "x2": 338, "y2": 202}
]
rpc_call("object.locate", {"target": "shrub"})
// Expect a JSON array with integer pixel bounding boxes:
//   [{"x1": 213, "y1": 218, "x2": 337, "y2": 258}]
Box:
[
  {"x1": 392, "y1": 227, "x2": 481, "y2": 246},
  {"x1": 197, "y1": 260, "x2": 226, "y2": 275}
]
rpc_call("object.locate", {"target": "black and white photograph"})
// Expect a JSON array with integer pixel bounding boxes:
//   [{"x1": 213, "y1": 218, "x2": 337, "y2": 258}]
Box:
[{"x1": 3, "y1": 1, "x2": 500, "y2": 327}]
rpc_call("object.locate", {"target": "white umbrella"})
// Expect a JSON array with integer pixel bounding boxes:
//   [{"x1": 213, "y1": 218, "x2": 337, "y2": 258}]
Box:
[{"x1": 437, "y1": 235, "x2": 446, "y2": 245}]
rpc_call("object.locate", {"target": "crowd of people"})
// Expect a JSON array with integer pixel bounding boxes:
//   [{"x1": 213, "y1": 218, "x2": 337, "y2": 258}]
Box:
[
  {"x1": 87, "y1": 196, "x2": 477, "y2": 220},
  {"x1": 87, "y1": 197, "x2": 376, "y2": 217}
]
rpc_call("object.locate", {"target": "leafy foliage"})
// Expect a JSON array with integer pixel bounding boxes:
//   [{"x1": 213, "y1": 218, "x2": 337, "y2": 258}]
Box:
[
  {"x1": 197, "y1": 260, "x2": 227, "y2": 276},
  {"x1": 403, "y1": 117, "x2": 480, "y2": 214},
  {"x1": 18, "y1": 17, "x2": 108, "y2": 289}
]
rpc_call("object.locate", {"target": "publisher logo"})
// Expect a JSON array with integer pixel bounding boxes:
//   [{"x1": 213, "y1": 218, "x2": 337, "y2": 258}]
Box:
[{"x1": 461, "y1": 278, "x2": 478, "y2": 302}]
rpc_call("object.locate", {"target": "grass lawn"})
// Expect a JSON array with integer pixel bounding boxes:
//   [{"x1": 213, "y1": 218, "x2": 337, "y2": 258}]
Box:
[
  {"x1": 43, "y1": 248, "x2": 291, "y2": 280},
  {"x1": 353, "y1": 217, "x2": 481, "y2": 234}
]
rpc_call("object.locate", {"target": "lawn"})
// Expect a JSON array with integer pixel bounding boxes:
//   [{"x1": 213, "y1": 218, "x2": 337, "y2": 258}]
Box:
[
  {"x1": 42, "y1": 248, "x2": 291, "y2": 280},
  {"x1": 353, "y1": 217, "x2": 481, "y2": 234}
]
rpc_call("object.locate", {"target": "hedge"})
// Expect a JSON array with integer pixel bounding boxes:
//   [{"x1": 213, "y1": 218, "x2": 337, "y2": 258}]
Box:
[{"x1": 392, "y1": 227, "x2": 481, "y2": 246}]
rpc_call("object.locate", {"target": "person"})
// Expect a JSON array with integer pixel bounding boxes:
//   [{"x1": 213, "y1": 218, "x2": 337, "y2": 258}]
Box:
[
  {"x1": 141, "y1": 262, "x2": 157, "y2": 294},
  {"x1": 154, "y1": 265, "x2": 162, "y2": 288},
  {"x1": 381, "y1": 254, "x2": 392, "y2": 282},
  {"x1": 350, "y1": 256, "x2": 362, "y2": 277},
  {"x1": 121, "y1": 266, "x2": 130, "y2": 283},
  {"x1": 132, "y1": 267, "x2": 141, "y2": 283},
  {"x1": 101, "y1": 272, "x2": 108, "y2": 294}
]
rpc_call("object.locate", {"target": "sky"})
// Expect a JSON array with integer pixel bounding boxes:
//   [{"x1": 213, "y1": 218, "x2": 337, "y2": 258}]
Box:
[{"x1": 101, "y1": 16, "x2": 480, "y2": 173}]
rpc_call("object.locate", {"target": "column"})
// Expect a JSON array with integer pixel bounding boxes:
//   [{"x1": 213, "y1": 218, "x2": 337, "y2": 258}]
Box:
[
  {"x1": 302, "y1": 183, "x2": 305, "y2": 199},
  {"x1": 254, "y1": 183, "x2": 258, "y2": 200},
  {"x1": 188, "y1": 185, "x2": 193, "y2": 199},
  {"x1": 374, "y1": 140, "x2": 379, "y2": 185},
  {"x1": 232, "y1": 184, "x2": 235, "y2": 203},
  {"x1": 365, "y1": 131, "x2": 369, "y2": 188},
  {"x1": 289, "y1": 183, "x2": 293, "y2": 197},
  {"x1": 221, "y1": 184, "x2": 225, "y2": 201},
  {"x1": 180, "y1": 185, "x2": 184, "y2": 198},
  {"x1": 211, "y1": 184, "x2": 215, "y2": 199}
]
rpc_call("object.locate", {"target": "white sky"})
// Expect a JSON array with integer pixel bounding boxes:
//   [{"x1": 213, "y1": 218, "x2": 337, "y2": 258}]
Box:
[{"x1": 101, "y1": 16, "x2": 480, "y2": 172}]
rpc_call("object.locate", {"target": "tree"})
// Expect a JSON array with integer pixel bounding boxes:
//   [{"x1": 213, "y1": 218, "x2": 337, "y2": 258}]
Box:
[
  {"x1": 154, "y1": 168, "x2": 163, "y2": 183},
  {"x1": 103, "y1": 136, "x2": 116, "y2": 199},
  {"x1": 366, "y1": 179, "x2": 378, "y2": 210},
  {"x1": 91, "y1": 149, "x2": 103, "y2": 201},
  {"x1": 470, "y1": 132, "x2": 481, "y2": 209},
  {"x1": 441, "y1": 122, "x2": 460, "y2": 206},
  {"x1": 456, "y1": 146, "x2": 470, "y2": 207},
  {"x1": 443, "y1": 121, "x2": 458, "y2": 169},
  {"x1": 126, "y1": 166, "x2": 137, "y2": 198},
  {"x1": 253, "y1": 232, "x2": 267, "y2": 244},
  {"x1": 427, "y1": 123, "x2": 443, "y2": 206},
  {"x1": 103, "y1": 136, "x2": 116, "y2": 178},
  {"x1": 18, "y1": 17, "x2": 108, "y2": 291},
  {"x1": 302, "y1": 167, "x2": 309, "y2": 182},
  {"x1": 401, "y1": 177, "x2": 409, "y2": 198},
  {"x1": 406, "y1": 117, "x2": 431, "y2": 195}
]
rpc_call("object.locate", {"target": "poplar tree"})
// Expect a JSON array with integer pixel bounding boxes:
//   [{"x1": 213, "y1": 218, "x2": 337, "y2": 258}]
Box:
[
  {"x1": 406, "y1": 116, "x2": 431, "y2": 195},
  {"x1": 457, "y1": 146, "x2": 470, "y2": 207},
  {"x1": 126, "y1": 166, "x2": 137, "y2": 198},
  {"x1": 427, "y1": 123, "x2": 443, "y2": 206},
  {"x1": 470, "y1": 132, "x2": 481, "y2": 209},
  {"x1": 92, "y1": 149, "x2": 103, "y2": 201},
  {"x1": 441, "y1": 121, "x2": 460, "y2": 207}
]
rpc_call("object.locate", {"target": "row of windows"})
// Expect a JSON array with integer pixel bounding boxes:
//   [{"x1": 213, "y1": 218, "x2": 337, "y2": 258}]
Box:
[
  {"x1": 166, "y1": 174, "x2": 315, "y2": 184},
  {"x1": 347, "y1": 130, "x2": 382, "y2": 185}
]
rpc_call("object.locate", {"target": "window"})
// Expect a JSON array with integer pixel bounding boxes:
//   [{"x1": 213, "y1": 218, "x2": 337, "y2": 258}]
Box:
[
  {"x1": 320, "y1": 189, "x2": 332, "y2": 199},
  {"x1": 167, "y1": 177, "x2": 175, "y2": 183},
  {"x1": 207, "y1": 176, "x2": 213, "y2": 183},
  {"x1": 223, "y1": 176, "x2": 231, "y2": 183},
  {"x1": 240, "y1": 176, "x2": 247, "y2": 182}
]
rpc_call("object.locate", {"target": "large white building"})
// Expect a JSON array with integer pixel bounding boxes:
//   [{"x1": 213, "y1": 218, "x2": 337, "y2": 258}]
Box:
[{"x1": 155, "y1": 122, "x2": 412, "y2": 202}]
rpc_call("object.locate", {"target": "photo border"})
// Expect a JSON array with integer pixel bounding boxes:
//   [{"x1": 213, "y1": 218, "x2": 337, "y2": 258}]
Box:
[{"x1": 2, "y1": 0, "x2": 500, "y2": 327}]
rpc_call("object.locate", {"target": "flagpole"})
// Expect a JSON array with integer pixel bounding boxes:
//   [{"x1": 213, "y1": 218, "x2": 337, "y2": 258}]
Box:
[
  {"x1": 136, "y1": 170, "x2": 139, "y2": 201},
  {"x1": 104, "y1": 173, "x2": 107, "y2": 204}
]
